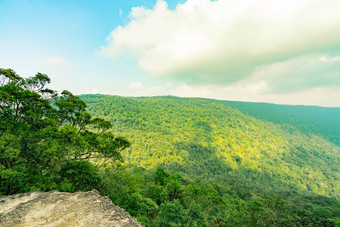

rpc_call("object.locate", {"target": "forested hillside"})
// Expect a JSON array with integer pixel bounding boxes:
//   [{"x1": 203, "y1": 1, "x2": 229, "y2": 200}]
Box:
[
  {"x1": 81, "y1": 94, "x2": 340, "y2": 225},
  {"x1": 226, "y1": 101, "x2": 340, "y2": 146},
  {"x1": 1, "y1": 68, "x2": 339, "y2": 227},
  {"x1": 82, "y1": 95, "x2": 339, "y2": 196}
]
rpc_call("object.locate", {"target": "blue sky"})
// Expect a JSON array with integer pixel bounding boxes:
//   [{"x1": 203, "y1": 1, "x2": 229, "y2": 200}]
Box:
[
  {"x1": 0, "y1": 0, "x2": 168, "y2": 92},
  {"x1": 1, "y1": 0, "x2": 340, "y2": 106}
]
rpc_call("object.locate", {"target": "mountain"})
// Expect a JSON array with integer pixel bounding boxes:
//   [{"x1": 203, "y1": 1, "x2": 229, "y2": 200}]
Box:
[
  {"x1": 2, "y1": 70, "x2": 338, "y2": 226},
  {"x1": 80, "y1": 94, "x2": 340, "y2": 225},
  {"x1": 81, "y1": 95, "x2": 339, "y2": 197},
  {"x1": 226, "y1": 101, "x2": 340, "y2": 146}
]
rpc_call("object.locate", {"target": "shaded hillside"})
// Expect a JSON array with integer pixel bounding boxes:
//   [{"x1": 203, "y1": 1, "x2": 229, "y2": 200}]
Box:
[
  {"x1": 226, "y1": 101, "x2": 340, "y2": 146},
  {"x1": 81, "y1": 94, "x2": 339, "y2": 200}
]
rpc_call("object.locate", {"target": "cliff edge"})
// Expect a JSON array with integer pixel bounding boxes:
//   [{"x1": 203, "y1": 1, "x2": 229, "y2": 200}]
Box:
[{"x1": 0, "y1": 189, "x2": 142, "y2": 227}]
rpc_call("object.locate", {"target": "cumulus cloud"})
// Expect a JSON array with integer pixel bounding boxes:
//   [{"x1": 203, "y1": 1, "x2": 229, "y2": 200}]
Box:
[
  {"x1": 101, "y1": 0, "x2": 340, "y2": 90},
  {"x1": 249, "y1": 54, "x2": 340, "y2": 93}
]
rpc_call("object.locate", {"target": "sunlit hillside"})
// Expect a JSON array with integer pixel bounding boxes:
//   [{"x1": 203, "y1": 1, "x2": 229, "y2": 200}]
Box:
[{"x1": 82, "y1": 94, "x2": 340, "y2": 199}]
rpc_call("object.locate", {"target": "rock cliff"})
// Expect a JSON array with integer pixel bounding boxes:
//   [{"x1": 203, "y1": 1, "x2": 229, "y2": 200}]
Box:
[{"x1": 0, "y1": 190, "x2": 142, "y2": 227}]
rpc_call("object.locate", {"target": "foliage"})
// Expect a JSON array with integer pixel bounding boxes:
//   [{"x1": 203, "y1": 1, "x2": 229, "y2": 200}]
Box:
[
  {"x1": 100, "y1": 165, "x2": 337, "y2": 226},
  {"x1": 226, "y1": 101, "x2": 340, "y2": 146},
  {"x1": 81, "y1": 95, "x2": 339, "y2": 197},
  {"x1": 81, "y1": 94, "x2": 339, "y2": 225},
  {"x1": 187, "y1": 202, "x2": 207, "y2": 227},
  {"x1": 313, "y1": 207, "x2": 333, "y2": 219},
  {"x1": 158, "y1": 200, "x2": 188, "y2": 227},
  {"x1": 1, "y1": 69, "x2": 338, "y2": 226},
  {"x1": 0, "y1": 69, "x2": 130, "y2": 195},
  {"x1": 58, "y1": 160, "x2": 102, "y2": 192}
]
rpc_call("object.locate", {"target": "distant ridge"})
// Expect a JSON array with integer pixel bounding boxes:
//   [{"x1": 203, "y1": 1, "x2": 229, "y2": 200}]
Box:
[
  {"x1": 225, "y1": 100, "x2": 340, "y2": 146},
  {"x1": 82, "y1": 94, "x2": 340, "y2": 146}
]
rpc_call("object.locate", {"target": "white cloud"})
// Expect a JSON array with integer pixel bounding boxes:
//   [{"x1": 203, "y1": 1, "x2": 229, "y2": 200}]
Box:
[
  {"x1": 44, "y1": 56, "x2": 68, "y2": 67},
  {"x1": 248, "y1": 54, "x2": 340, "y2": 93},
  {"x1": 101, "y1": 0, "x2": 340, "y2": 87},
  {"x1": 126, "y1": 81, "x2": 173, "y2": 96},
  {"x1": 119, "y1": 75, "x2": 340, "y2": 106}
]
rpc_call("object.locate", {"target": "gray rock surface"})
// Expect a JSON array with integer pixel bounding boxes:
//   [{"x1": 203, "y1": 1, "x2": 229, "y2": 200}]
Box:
[{"x1": 0, "y1": 190, "x2": 142, "y2": 227}]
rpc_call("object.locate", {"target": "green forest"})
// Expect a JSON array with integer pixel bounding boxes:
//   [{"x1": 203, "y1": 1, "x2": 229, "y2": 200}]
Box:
[
  {"x1": 82, "y1": 94, "x2": 340, "y2": 226},
  {"x1": 1, "y1": 69, "x2": 339, "y2": 226}
]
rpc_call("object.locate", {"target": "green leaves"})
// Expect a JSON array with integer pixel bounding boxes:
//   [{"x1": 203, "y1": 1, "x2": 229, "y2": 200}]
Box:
[
  {"x1": 0, "y1": 68, "x2": 130, "y2": 195},
  {"x1": 0, "y1": 168, "x2": 27, "y2": 195},
  {"x1": 158, "y1": 200, "x2": 188, "y2": 227},
  {"x1": 55, "y1": 90, "x2": 87, "y2": 126},
  {"x1": 91, "y1": 117, "x2": 112, "y2": 132},
  {"x1": 0, "y1": 133, "x2": 20, "y2": 168},
  {"x1": 59, "y1": 160, "x2": 102, "y2": 192},
  {"x1": 0, "y1": 68, "x2": 21, "y2": 86},
  {"x1": 154, "y1": 166, "x2": 170, "y2": 186},
  {"x1": 124, "y1": 193, "x2": 158, "y2": 218},
  {"x1": 188, "y1": 202, "x2": 207, "y2": 227},
  {"x1": 161, "y1": 180, "x2": 183, "y2": 203}
]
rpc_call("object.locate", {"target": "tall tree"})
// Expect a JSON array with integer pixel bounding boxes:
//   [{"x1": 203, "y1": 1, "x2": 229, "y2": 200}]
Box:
[{"x1": 0, "y1": 68, "x2": 130, "y2": 195}]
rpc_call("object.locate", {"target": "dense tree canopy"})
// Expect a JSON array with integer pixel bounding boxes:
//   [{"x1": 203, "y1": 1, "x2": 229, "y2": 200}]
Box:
[
  {"x1": 81, "y1": 95, "x2": 339, "y2": 198},
  {"x1": 82, "y1": 94, "x2": 339, "y2": 226},
  {"x1": 0, "y1": 68, "x2": 130, "y2": 194},
  {"x1": 1, "y1": 69, "x2": 338, "y2": 226},
  {"x1": 101, "y1": 165, "x2": 337, "y2": 226}
]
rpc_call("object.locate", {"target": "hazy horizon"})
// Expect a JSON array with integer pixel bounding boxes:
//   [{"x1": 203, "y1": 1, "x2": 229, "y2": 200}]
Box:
[{"x1": 80, "y1": 93, "x2": 340, "y2": 108}]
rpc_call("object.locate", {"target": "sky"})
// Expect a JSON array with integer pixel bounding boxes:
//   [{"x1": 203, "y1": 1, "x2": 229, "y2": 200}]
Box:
[{"x1": 1, "y1": 0, "x2": 340, "y2": 107}]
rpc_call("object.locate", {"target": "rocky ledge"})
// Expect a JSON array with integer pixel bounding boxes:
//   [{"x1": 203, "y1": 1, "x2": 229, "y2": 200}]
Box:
[{"x1": 0, "y1": 190, "x2": 142, "y2": 227}]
